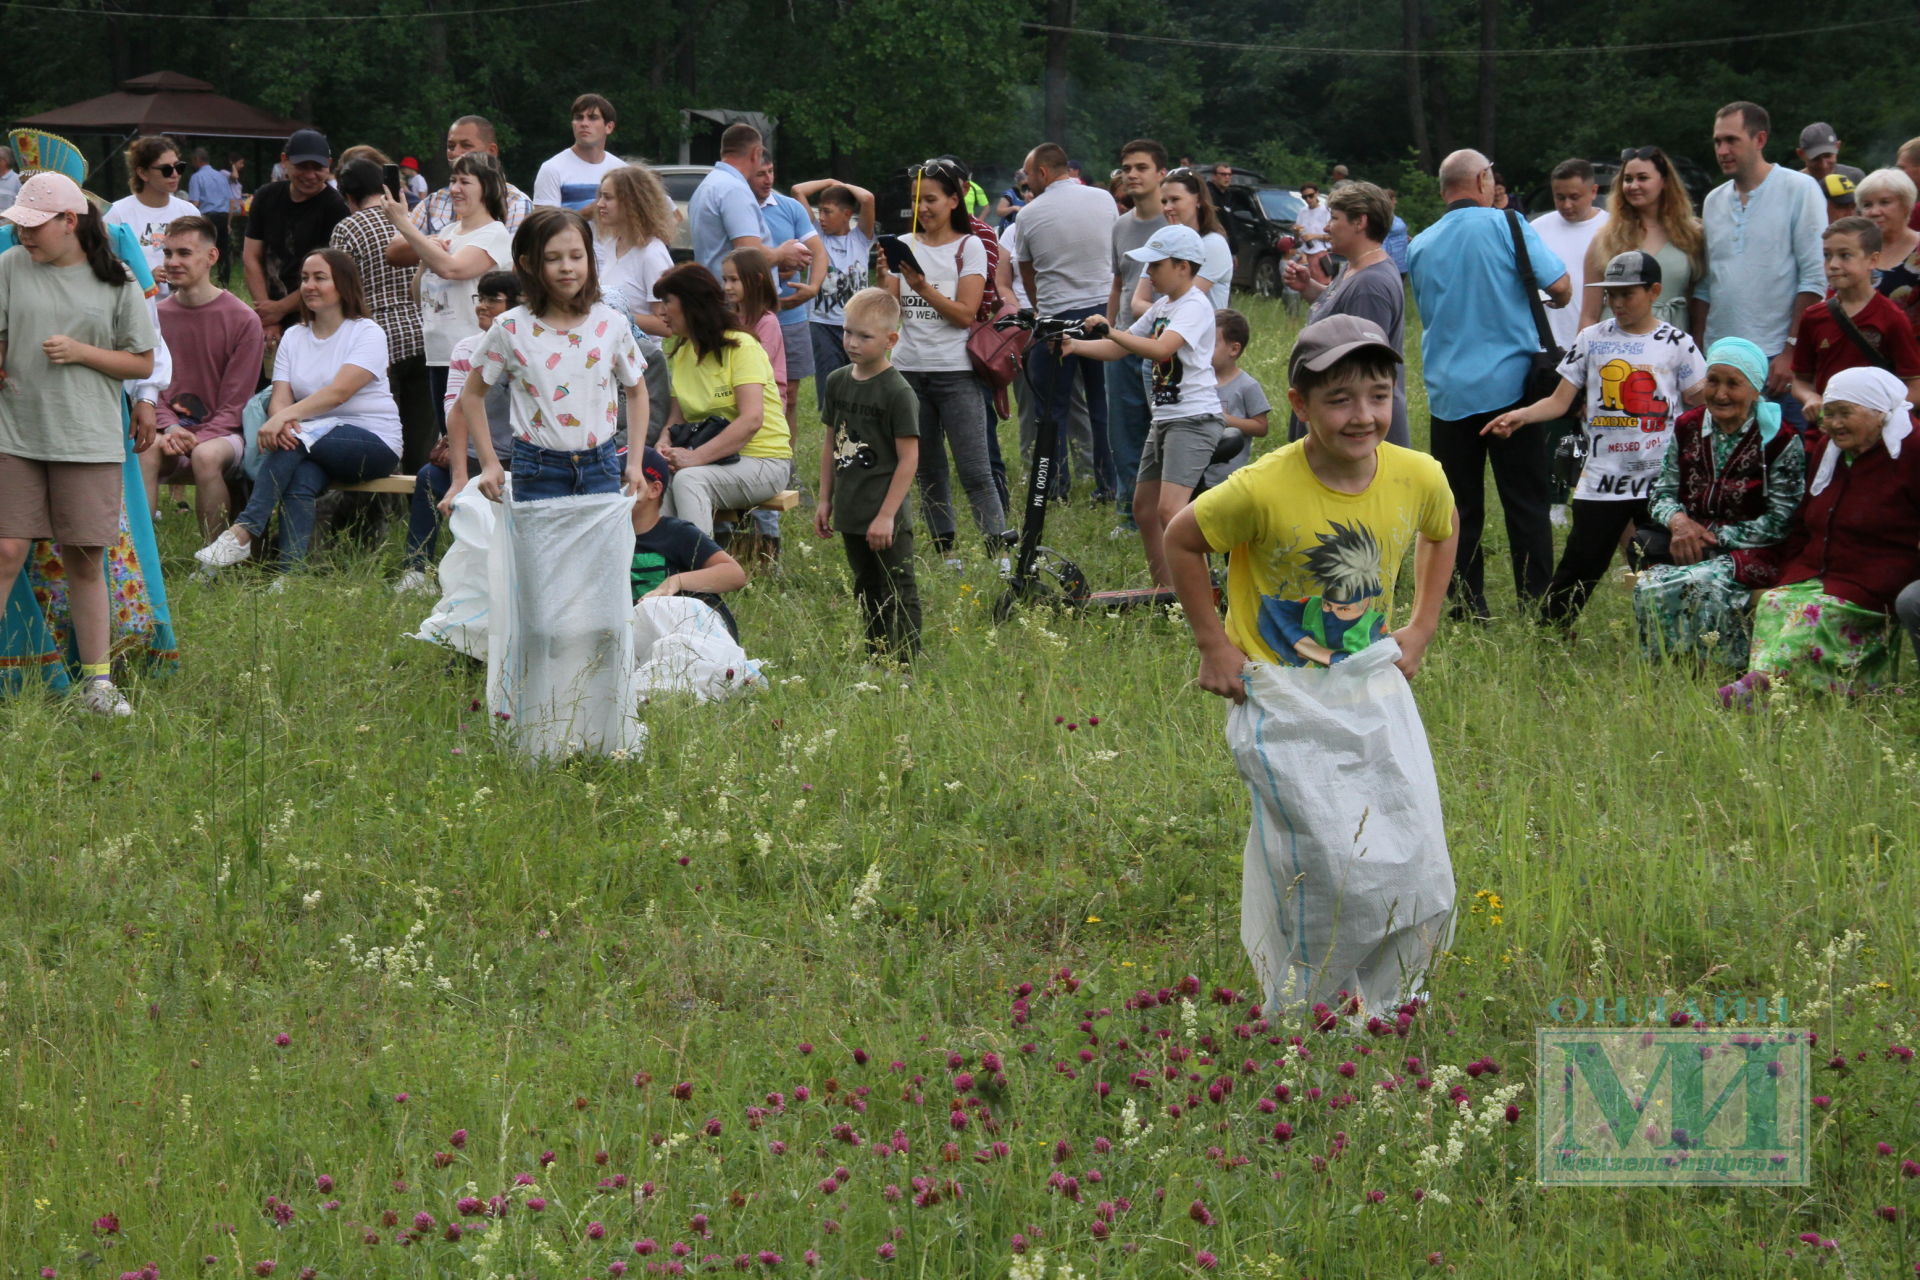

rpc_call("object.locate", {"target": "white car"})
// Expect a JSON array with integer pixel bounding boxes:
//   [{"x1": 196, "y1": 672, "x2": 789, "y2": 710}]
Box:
[{"x1": 647, "y1": 163, "x2": 714, "y2": 263}]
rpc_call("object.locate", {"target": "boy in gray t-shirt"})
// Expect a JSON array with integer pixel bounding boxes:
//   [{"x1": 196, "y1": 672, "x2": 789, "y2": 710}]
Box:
[{"x1": 1202, "y1": 307, "x2": 1272, "y2": 490}]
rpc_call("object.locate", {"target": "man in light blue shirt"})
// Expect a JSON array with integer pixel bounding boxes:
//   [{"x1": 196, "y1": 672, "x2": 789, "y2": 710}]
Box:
[
  {"x1": 1408, "y1": 149, "x2": 1571, "y2": 618},
  {"x1": 186, "y1": 148, "x2": 233, "y2": 285},
  {"x1": 687, "y1": 123, "x2": 809, "y2": 282},
  {"x1": 1697, "y1": 100, "x2": 1824, "y2": 432}
]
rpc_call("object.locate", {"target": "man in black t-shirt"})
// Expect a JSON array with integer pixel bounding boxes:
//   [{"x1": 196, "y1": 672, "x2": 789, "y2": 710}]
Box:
[
  {"x1": 243, "y1": 128, "x2": 348, "y2": 338},
  {"x1": 630, "y1": 448, "x2": 747, "y2": 639}
]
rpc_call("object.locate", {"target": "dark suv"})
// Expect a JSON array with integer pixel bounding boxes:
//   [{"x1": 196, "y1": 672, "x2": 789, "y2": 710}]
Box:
[{"x1": 1215, "y1": 183, "x2": 1305, "y2": 297}]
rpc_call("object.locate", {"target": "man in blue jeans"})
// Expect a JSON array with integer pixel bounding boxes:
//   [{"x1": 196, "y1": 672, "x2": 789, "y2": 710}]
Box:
[
  {"x1": 1106, "y1": 139, "x2": 1170, "y2": 526},
  {"x1": 1014, "y1": 142, "x2": 1117, "y2": 505}
]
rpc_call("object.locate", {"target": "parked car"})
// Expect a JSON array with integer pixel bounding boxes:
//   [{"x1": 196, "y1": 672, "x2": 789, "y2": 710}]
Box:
[
  {"x1": 1216, "y1": 184, "x2": 1304, "y2": 298},
  {"x1": 648, "y1": 163, "x2": 713, "y2": 263}
]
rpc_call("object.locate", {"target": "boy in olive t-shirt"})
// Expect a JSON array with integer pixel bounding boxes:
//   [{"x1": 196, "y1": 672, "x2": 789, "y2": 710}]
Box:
[{"x1": 814, "y1": 288, "x2": 923, "y2": 660}]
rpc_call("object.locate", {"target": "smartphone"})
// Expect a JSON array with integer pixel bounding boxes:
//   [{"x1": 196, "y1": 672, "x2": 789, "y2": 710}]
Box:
[
  {"x1": 383, "y1": 163, "x2": 403, "y2": 200},
  {"x1": 876, "y1": 234, "x2": 922, "y2": 276}
]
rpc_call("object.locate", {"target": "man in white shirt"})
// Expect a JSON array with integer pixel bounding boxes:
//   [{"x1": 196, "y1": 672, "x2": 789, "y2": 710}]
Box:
[
  {"x1": 1698, "y1": 100, "x2": 1825, "y2": 432},
  {"x1": 1014, "y1": 141, "x2": 1119, "y2": 501},
  {"x1": 1296, "y1": 183, "x2": 1332, "y2": 281},
  {"x1": 533, "y1": 93, "x2": 625, "y2": 211},
  {"x1": 1528, "y1": 158, "x2": 1609, "y2": 522},
  {"x1": 388, "y1": 114, "x2": 533, "y2": 267}
]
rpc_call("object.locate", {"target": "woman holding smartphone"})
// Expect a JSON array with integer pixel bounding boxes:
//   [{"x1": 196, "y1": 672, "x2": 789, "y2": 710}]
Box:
[{"x1": 876, "y1": 159, "x2": 1008, "y2": 561}]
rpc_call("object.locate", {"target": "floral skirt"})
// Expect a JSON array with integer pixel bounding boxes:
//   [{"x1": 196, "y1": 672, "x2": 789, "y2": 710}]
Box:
[
  {"x1": 1747, "y1": 580, "x2": 1897, "y2": 695},
  {"x1": 0, "y1": 430, "x2": 178, "y2": 695},
  {"x1": 1632, "y1": 555, "x2": 1756, "y2": 669}
]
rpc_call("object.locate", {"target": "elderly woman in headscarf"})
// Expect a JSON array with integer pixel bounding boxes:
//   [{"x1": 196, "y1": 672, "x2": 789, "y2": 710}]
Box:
[
  {"x1": 1717, "y1": 366, "x2": 1920, "y2": 703},
  {"x1": 1632, "y1": 338, "x2": 1807, "y2": 669}
]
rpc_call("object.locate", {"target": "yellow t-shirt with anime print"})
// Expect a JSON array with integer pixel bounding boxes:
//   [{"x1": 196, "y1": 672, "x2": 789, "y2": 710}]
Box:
[{"x1": 1192, "y1": 439, "x2": 1454, "y2": 667}]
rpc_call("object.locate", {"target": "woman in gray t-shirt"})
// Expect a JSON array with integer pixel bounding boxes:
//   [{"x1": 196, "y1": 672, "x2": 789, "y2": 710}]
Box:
[{"x1": 1283, "y1": 181, "x2": 1408, "y2": 446}]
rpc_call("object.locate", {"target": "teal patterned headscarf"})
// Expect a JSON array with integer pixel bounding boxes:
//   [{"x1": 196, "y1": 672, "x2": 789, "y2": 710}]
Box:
[{"x1": 1705, "y1": 337, "x2": 1784, "y2": 441}]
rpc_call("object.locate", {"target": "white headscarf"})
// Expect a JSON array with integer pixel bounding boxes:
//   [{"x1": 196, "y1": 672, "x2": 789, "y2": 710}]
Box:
[{"x1": 1811, "y1": 367, "x2": 1914, "y2": 495}]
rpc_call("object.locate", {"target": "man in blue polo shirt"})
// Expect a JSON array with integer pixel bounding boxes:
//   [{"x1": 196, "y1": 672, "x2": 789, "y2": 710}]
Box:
[
  {"x1": 687, "y1": 124, "x2": 810, "y2": 281},
  {"x1": 751, "y1": 158, "x2": 824, "y2": 426},
  {"x1": 1408, "y1": 148, "x2": 1571, "y2": 620}
]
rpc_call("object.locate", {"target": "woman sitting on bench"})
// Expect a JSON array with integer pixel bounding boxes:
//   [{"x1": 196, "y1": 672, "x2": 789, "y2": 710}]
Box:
[
  {"x1": 196, "y1": 249, "x2": 403, "y2": 574},
  {"x1": 652, "y1": 264, "x2": 793, "y2": 536}
]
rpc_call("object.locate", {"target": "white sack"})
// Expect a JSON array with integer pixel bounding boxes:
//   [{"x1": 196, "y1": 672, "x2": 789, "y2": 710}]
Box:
[
  {"x1": 1226, "y1": 638, "x2": 1455, "y2": 1017},
  {"x1": 486, "y1": 487, "x2": 644, "y2": 761},
  {"x1": 412, "y1": 480, "x2": 497, "y2": 660},
  {"x1": 630, "y1": 596, "x2": 763, "y2": 702}
]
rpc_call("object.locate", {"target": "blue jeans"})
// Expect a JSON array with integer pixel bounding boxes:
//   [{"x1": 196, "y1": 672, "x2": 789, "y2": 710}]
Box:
[
  {"x1": 511, "y1": 440, "x2": 621, "y2": 501},
  {"x1": 236, "y1": 424, "x2": 399, "y2": 567},
  {"x1": 812, "y1": 323, "x2": 849, "y2": 412},
  {"x1": 1105, "y1": 354, "x2": 1150, "y2": 516},
  {"x1": 1024, "y1": 304, "x2": 1110, "y2": 500},
  {"x1": 406, "y1": 461, "x2": 455, "y2": 569}
]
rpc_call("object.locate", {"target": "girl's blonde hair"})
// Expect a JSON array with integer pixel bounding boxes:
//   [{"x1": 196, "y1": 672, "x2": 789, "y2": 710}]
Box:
[
  {"x1": 589, "y1": 164, "x2": 677, "y2": 251},
  {"x1": 1596, "y1": 148, "x2": 1704, "y2": 278}
]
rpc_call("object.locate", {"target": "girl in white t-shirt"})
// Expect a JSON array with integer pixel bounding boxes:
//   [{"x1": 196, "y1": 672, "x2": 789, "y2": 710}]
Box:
[
  {"x1": 589, "y1": 165, "x2": 676, "y2": 340},
  {"x1": 196, "y1": 249, "x2": 404, "y2": 571},
  {"x1": 385, "y1": 152, "x2": 513, "y2": 410},
  {"x1": 1131, "y1": 169, "x2": 1233, "y2": 312},
  {"x1": 459, "y1": 208, "x2": 650, "y2": 760},
  {"x1": 876, "y1": 161, "x2": 1008, "y2": 552},
  {"x1": 103, "y1": 135, "x2": 200, "y2": 291}
]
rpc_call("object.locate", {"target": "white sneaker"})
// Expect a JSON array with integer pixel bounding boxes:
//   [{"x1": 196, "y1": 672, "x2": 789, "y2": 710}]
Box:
[
  {"x1": 995, "y1": 556, "x2": 1011, "y2": 574},
  {"x1": 392, "y1": 569, "x2": 432, "y2": 595},
  {"x1": 78, "y1": 678, "x2": 132, "y2": 717},
  {"x1": 1549, "y1": 503, "x2": 1571, "y2": 529},
  {"x1": 943, "y1": 557, "x2": 965, "y2": 571},
  {"x1": 195, "y1": 528, "x2": 252, "y2": 567}
]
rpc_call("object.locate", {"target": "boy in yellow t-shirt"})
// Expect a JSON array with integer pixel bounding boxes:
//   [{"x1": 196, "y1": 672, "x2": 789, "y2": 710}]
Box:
[
  {"x1": 1165, "y1": 314, "x2": 1460, "y2": 1019},
  {"x1": 1167, "y1": 315, "x2": 1457, "y2": 683}
]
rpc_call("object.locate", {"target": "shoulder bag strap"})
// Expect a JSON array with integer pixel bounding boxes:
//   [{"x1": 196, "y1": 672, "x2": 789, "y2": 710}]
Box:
[
  {"x1": 1825, "y1": 296, "x2": 1898, "y2": 372},
  {"x1": 1504, "y1": 209, "x2": 1558, "y2": 355}
]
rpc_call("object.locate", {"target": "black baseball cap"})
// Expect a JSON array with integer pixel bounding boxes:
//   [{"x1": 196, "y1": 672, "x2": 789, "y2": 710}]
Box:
[{"x1": 284, "y1": 129, "x2": 332, "y2": 165}]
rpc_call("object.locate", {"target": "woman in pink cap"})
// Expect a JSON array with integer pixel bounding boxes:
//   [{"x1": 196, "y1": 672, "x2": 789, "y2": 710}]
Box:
[{"x1": 0, "y1": 172, "x2": 158, "y2": 715}]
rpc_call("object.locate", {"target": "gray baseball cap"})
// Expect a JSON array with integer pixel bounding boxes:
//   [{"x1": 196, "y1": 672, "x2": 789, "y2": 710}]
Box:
[
  {"x1": 1288, "y1": 314, "x2": 1402, "y2": 382},
  {"x1": 1587, "y1": 250, "x2": 1663, "y2": 288},
  {"x1": 1799, "y1": 122, "x2": 1840, "y2": 159}
]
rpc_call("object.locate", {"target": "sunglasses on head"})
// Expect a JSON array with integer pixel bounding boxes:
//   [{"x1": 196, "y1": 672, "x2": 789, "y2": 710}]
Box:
[
  {"x1": 914, "y1": 159, "x2": 965, "y2": 186},
  {"x1": 1620, "y1": 146, "x2": 1663, "y2": 164},
  {"x1": 148, "y1": 163, "x2": 185, "y2": 177}
]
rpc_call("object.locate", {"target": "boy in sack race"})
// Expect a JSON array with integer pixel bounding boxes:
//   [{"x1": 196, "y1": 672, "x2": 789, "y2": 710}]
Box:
[{"x1": 1163, "y1": 314, "x2": 1460, "y2": 1019}]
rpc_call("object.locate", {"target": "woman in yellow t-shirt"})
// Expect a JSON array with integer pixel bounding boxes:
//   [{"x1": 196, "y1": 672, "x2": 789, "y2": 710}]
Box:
[{"x1": 653, "y1": 263, "x2": 792, "y2": 534}]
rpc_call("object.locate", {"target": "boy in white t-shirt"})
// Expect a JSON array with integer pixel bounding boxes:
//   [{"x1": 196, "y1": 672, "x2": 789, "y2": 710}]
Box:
[
  {"x1": 532, "y1": 94, "x2": 626, "y2": 211},
  {"x1": 1061, "y1": 224, "x2": 1224, "y2": 586},
  {"x1": 792, "y1": 178, "x2": 876, "y2": 408},
  {"x1": 1486, "y1": 250, "x2": 1706, "y2": 629}
]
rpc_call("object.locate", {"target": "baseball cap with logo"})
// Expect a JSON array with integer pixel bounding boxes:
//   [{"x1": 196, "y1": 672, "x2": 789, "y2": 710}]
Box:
[
  {"x1": 1287, "y1": 313, "x2": 1402, "y2": 383},
  {"x1": 1124, "y1": 223, "x2": 1207, "y2": 266},
  {"x1": 1823, "y1": 172, "x2": 1857, "y2": 203},
  {"x1": 284, "y1": 129, "x2": 332, "y2": 166},
  {"x1": 1799, "y1": 123, "x2": 1841, "y2": 159},
  {"x1": 1587, "y1": 249, "x2": 1663, "y2": 289},
  {"x1": 0, "y1": 171, "x2": 90, "y2": 227},
  {"x1": 640, "y1": 447, "x2": 673, "y2": 490}
]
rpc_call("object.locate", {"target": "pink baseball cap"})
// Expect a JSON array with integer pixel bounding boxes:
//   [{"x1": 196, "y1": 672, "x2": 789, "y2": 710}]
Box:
[{"x1": 1, "y1": 172, "x2": 89, "y2": 227}]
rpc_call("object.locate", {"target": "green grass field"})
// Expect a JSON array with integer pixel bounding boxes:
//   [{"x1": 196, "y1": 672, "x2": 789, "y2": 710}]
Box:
[{"x1": 4, "y1": 293, "x2": 1918, "y2": 1278}]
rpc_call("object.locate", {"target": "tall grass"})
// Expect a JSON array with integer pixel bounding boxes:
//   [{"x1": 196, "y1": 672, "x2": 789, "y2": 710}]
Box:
[{"x1": 3, "y1": 294, "x2": 1916, "y2": 1277}]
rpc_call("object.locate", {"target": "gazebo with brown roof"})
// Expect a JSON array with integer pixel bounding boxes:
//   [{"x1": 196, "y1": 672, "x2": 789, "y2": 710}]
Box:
[{"x1": 15, "y1": 71, "x2": 308, "y2": 139}]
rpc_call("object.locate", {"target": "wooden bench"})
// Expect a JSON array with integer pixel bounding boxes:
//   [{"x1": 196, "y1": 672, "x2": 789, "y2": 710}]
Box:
[
  {"x1": 714, "y1": 489, "x2": 800, "y2": 524},
  {"x1": 333, "y1": 474, "x2": 418, "y2": 496}
]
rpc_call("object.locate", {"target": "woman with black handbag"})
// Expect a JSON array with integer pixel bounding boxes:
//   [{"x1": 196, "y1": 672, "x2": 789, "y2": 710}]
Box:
[{"x1": 653, "y1": 264, "x2": 792, "y2": 535}]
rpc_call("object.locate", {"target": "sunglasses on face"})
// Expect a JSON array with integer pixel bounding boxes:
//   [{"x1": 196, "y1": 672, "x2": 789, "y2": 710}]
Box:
[{"x1": 148, "y1": 163, "x2": 185, "y2": 177}]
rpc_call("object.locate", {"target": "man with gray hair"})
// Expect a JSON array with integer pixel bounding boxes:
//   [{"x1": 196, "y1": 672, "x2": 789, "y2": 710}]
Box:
[
  {"x1": 1407, "y1": 148, "x2": 1571, "y2": 619},
  {"x1": 0, "y1": 145, "x2": 18, "y2": 213}
]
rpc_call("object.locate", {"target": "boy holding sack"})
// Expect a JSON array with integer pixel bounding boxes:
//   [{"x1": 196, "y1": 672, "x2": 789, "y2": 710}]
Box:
[{"x1": 1163, "y1": 315, "x2": 1459, "y2": 1019}]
